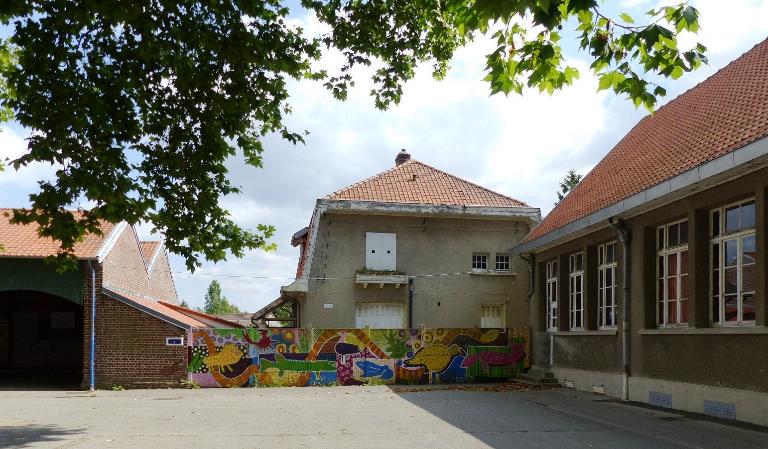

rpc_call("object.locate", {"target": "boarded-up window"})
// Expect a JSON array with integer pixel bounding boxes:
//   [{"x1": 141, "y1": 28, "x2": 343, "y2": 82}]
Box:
[
  {"x1": 356, "y1": 303, "x2": 404, "y2": 329},
  {"x1": 365, "y1": 232, "x2": 396, "y2": 270},
  {"x1": 481, "y1": 304, "x2": 505, "y2": 328}
]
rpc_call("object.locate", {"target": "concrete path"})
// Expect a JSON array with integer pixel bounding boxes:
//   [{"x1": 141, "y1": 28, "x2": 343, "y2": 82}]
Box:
[{"x1": 0, "y1": 386, "x2": 766, "y2": 448}]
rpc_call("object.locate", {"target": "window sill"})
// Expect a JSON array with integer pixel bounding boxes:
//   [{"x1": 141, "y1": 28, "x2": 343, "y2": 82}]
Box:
[
  {"x1": 551, "y1": 330, "x2": 617, "y2": 336},
  {"x1": 640, "y1": 326, "x2": 768, "y2": 335},
  {"x1": 470, "y1": 271, "x2": 518, "y2": 276}
]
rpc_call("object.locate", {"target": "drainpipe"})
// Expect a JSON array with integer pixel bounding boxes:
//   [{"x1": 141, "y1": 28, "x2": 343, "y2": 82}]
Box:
[
  {"x1": 87, "y1": 261, "x2": 96, "y2": 391},
  {"x1": 609, "y1": 218, "x2": 631, "y2": 401},
  {"x1": 407, "y1": 278, "x2": 414, "y2": 329},
  {"x1": 519, "y1": 253, "x2": 535, "y2": 302}
]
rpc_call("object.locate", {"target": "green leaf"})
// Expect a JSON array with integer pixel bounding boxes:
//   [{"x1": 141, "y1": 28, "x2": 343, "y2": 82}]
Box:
[{"x1": 619, "y1": 12, "x2": 634, "y2": 24}]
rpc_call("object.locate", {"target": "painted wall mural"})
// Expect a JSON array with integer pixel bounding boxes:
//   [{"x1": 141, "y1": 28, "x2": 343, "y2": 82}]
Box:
[{"x1": 188, "y1": 327, "x2": 529, "y2": 388}]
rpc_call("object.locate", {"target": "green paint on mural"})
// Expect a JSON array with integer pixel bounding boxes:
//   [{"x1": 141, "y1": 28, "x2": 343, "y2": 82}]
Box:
[
  {"x1": 381, "y1": 330, "x2": 408, "y2": 358},
  {"x1": 188, "y1": 353, "x2": 204, "y2": 373},
  {"x1": 259, "y1": 353, "x2": 335, "y2": 374},
  {"x1": 212, "y1": 328, "x2": 243, "y2": 339}
]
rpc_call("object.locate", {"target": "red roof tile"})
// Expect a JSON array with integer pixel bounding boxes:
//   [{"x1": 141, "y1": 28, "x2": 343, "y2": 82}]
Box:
[
  {"x1": 139, "y1": 241, "x2": 161, "y2": 266},
  {"x1": 326, "y1": 159, "x2": 528, "y2": 207},
  {"x1": 523, "y1": 39, "x2": 768, "y2": 245},
  {"x1": 103, "y1": 287, "x2": 209, "y2": 329},
  {"x1": 0, "y1": 209, "x2": 117, "y2": 259}
]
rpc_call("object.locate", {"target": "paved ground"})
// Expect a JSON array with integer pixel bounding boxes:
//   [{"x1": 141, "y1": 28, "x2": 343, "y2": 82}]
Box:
[{"x1": 0, "y1": 385, "x2": 766, "y2": 448}]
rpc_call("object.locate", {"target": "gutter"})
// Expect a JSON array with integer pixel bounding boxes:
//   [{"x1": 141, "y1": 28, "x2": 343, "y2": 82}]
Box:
[{"x1": 608, "y1": 218, "x2": 631, "y2": 401}]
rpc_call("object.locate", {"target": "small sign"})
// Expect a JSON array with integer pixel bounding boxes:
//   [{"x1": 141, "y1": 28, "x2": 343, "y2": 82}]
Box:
[
  {"x1": 165, "y1": 337, "x2": 184, "y2": 346},
  {"x1": 323, "y1": 303, "x2": 334, "y2": 309},
  {"x1": 564, "y1": 378, "x2": 575, "y2": 389}
]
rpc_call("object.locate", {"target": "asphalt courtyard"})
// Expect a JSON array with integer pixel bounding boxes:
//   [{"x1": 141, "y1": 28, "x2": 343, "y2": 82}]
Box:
[{"x1": 1, "y1": 385, "x2": 766, "y2": 448}]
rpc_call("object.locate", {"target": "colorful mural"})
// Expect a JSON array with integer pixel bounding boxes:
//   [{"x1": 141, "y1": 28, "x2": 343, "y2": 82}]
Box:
[{"x1": 188, "y1": 327, "x2": 529, "y2": 388}]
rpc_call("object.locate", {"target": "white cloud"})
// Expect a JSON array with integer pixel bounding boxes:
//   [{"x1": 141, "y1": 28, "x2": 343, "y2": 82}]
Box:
[{"x1": 0, "y1": 126, "x2": 56, "y2": 188}]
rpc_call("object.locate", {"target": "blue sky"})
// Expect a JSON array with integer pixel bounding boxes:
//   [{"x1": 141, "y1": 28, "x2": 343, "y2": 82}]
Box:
[{"x1": 1, "y1": 1, "x2": 767, "y2": 311}]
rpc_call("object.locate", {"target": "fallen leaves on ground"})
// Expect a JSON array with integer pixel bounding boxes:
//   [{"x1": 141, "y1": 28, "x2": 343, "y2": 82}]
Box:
[{"x1": 390, "y1": 382, "x2": 559, "y2": 393}]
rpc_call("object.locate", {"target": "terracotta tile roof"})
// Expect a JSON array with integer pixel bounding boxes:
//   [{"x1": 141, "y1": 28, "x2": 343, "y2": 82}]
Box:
[
  {"x1": 326, "y1": 160, "x2": 528, "y2": 207},
  {"x1": 523, "y1": 39, "x2": 768, "y2": 245},
  {"x1": 103, "y1": 287, "x2": 210, "y2": 329},
  {"x1": 160, "y1": 301, "x2": 245, "y2": 328},
  {"x1": 139, "y1": 241, "x2": 161, "y2": 266},
  {"x1": 0, "y1": 209, "x2": 117, "y2": 259}
]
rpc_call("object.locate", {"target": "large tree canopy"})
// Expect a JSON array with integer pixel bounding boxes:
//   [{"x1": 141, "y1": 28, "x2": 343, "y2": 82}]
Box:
[{"x1": 0, "y1": 1, "x2": 705, "y2": 270}]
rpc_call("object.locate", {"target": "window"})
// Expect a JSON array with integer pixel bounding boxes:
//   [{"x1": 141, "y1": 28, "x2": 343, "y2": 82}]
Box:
[
  {"x1": 598, "y1": 242, "x2": 617, "y2": 329},
  {"x1": 365, "y1": 232, "x2": 396, "y2": 270},
  {"x1": 495, "y1": 254, "x2": 511, "y2": 271},
  {"x1": 481, "y1": 304, "x2": 505, "y2": 328},
  {"x1": 569, "y1": 252, "x2": 584, "y2": 330},
  {"x1": 657, "y1": 220, "x2": 689, "y2": 327},
  {"x1": 711, "y1": 200, "x2": 756, "y2": 325},
  {"x1": 545, "y1": 260, "x2": 558, "y2": 331},
  {"x1": 472, "y1": 253, "x2": 488, "y2": 271},
  {"x1": 355, "y1": 303, "x2": 404, "y2": 329}
]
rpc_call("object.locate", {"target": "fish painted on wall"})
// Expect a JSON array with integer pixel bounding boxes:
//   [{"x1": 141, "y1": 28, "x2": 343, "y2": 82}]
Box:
[
  {"x1": 355, "y1": 360, "x2": 394, "y2": 380},
  {"x1": 460, "y1": 350, "x2": 524, "y2": 370},
  {"x1": 404, "y1": 343, "x2": 463, "y2": 372}
]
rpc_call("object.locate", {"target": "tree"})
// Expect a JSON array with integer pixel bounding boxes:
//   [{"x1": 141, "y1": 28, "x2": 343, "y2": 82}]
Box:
[
  {"x1": 556, "y1": 169, "x2": 583, "y2": 204},
  {"x1": 179, "y1": 299, "x2": 190, "y2": 309},
  {"x1": 202, "y1": 280, "x2": 241, "y2": 315},
  {"x1": 0, "y1": 1, "x2": 705, "y2": 270}
]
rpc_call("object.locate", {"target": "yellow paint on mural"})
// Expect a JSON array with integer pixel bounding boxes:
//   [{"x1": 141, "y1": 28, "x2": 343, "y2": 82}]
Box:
[
  {"x1": 204, "y1": 344, "x2": 243, "y2": 373},
  {"x1": 405, "y1": 343, "x2": 463, "y2": 372}
]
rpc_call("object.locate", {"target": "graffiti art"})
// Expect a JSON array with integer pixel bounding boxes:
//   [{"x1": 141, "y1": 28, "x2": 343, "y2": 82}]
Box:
[{"x1": 188, "y1": 327, "x2": 529, "y2": 388}]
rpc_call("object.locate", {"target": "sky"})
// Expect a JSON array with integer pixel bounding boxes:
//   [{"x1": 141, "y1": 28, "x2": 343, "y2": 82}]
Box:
[{"x1": 1, "y1": 0, "x2": 767, "y2": 311}]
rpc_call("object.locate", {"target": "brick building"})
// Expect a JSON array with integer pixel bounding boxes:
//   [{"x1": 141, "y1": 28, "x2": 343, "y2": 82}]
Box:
[{"x1": 0, "y1": 210, "x2": 236, "y2": 389}]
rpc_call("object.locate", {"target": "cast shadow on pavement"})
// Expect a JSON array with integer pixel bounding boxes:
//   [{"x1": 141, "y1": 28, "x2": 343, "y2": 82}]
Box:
[{"x1": 0, "y1": 424, "x2": 85, "y2": 448}]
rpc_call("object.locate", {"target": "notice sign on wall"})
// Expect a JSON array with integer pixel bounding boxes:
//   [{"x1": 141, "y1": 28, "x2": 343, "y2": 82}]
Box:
[{"x1": 165, "y1": 337, "x2": 184, "y2": 346}]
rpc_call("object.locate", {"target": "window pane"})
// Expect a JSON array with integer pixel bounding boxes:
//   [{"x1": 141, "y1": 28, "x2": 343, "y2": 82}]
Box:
[
  {"x1": 658, "y1": 227, "x2": 665, "y2": 250},
  {"x1": 658, "y1": 300, "x2": 664, "y2": 325},
  {"x1": 740, "y1": 201, "x2": 756, "y2": 230},
  {"x1": 743, "y1": 293, "x2": 756, "y2": 321},
  {"x1": 680, "y1": 250, "x2": 689, "y2": 275},
  {"x1": 658, "y1": 279, "x2": 664, "y2": 302},
  {"x1": 658, "y1": 256, "x2": 664, "y2": 278},
  {"x1": 576, "y1": 253, "x2": 583, "y2": 271},
  {"x1": 667, "y1": 274, "x2": 677, "y2": 299},
  {"x1": 712, "y1": 296, "x2": 721, "y2": 323},
  {"x1": 668, "y1": 253, "x2": 678, "y2": 276},
  {"x1": 679, "y1": 221, "x2": 688, "y2": 245},
  {"x1": 724, "y1": 295, "x2": 739, "y2": 322},
  {"x1": 742, "y1": 235, "x2": 756, "y2": 264},
  {"x1": 668, "y1": 298, "x2": 677, "y2": 324},
  {"x1": 712, "y1": 269, "x2": 720, "y2": 296},
  {"x1": 680, "y1": 273, "x2": 689, "y2": 299},
  {"x1": 712, "y1": 243, "x2": 719, "y2": 269},
  {"x1": 680, "y1": 299, "x2": 688, "y2": 324},
  {"x1": 724, "y1": 267, "x2": 738, "y2": 294},
  {"x1": 669, "y1": 223, "x2": 679, "y2": 247},
  {"x1": 742, "y1": 264, "x2": 757, "y2": 293},
  {"x1": 725, "y1": 206, "x2": 739, "y2": 234},
  {"x1": 712, "y1": 210, "x2": 720, "y2": 237},
  {"x1": 606, "y1": 268, "x2": 614, "y2": 287},
  {"x1": 724, "y1": 240, "x2": 738, "y2": 267},
  {"x1": 607, "y1": 243, "x2": 615, "y2": 263},
  {"x1": 553, "y1": 261, "x2": 558, "y2": 274}
]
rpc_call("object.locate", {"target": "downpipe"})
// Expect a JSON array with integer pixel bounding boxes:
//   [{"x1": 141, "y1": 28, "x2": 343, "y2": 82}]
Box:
[
  {"x1": 609, "y1": 218, "x2": 631, "y2": 401},
  {"x1": 408, "y1": 278, "x2": 414, "y2": 329},
  {"x1": 88, "y1": 261, "x2": 96, "y2": 391}
]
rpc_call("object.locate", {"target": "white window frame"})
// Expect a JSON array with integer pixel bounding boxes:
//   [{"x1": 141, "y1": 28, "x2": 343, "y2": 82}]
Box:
[
  {"x1": 711, "y1": 199, "x2": 756, "y2": 326},
  {"x1": 480, "y1": 304, "x2": 506, "y2": 328},
  {"x1": 598, "y1": 242, "x2": 617, "y2": 329},
  {"x1": 569, "y1": 252, "x2": 584, "y2": 330},
  {"x1": 656, "y1": 219, "x2": 689, "y2": 327},
  {"x1": 472, "y1": 253, "x2": 488, "y2": 271},
  {"x1": 495, "y1": 254, "x2": 511, "y2": 272},
  {"x1": 545, "y1": 260, "x2": 558, "y2": 332}
]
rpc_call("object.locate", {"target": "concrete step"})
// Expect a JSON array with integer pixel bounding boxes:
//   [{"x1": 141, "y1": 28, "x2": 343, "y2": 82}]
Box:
[{"x1": 514, "y1": 368, "x2": 559, "y2": 385}]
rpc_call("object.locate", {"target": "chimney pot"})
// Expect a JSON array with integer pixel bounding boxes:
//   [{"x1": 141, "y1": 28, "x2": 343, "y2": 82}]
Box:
[{"x1": 395, "y1": 149, "x2": 411, "y2": 166}]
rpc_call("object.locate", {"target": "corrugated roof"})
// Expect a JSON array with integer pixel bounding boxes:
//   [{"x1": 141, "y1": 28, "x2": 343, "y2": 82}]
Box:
[
  {"x1": 523, "y1": 38, "x2": 768, "y2": 245},
  {"x1": 326, "y1": 159, "x2": 528, "y2": 207},
  {"x1": 0, "y1": 209, "x2": 116, "y2": 259}
]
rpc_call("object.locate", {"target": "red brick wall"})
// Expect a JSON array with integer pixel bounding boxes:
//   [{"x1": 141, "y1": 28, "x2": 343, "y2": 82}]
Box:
[
  {"x1": 149, "y1": 251, "x2": 179, "y2": 304},
  {"x1": 102, "y1": 226, "x2": 151, "y2": 298},
  {"x1": 82, "y1": 263, "x2": 188, "y2": 388}
]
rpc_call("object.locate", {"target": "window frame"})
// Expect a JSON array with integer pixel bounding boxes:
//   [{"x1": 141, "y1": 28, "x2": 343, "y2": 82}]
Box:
[
  {"x1": 545, "y1": 260, "x2": 558, "y2": 332},
  {"x1": 569, "y1": 252, "x2": 585, "y2": 331},
  {"x1": 480, "y1": 303, "x2": 506, "y2": 328},
  {"x1": 656, "y1": 219, "x2": 690, "y2": 328},
  {"x1": 471, "y1": 253, "x2": 488, "y2": 271},
  {"x1": 598, "y1": 242, "x2": 618, "y2": 329},
  {"x1": 710, "y1": 199, "x2": 757, "y2": 326},
  {"x1": 495, "y1": 253, "x2": 511, "y2": 272}
]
